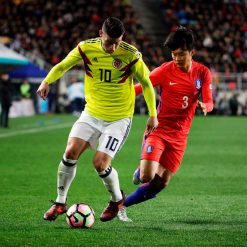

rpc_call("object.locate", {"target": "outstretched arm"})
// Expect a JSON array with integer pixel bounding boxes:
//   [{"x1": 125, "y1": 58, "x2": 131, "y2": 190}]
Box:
[{"x1": 37, "y1": 46, "x2": 82, "y2": 100}]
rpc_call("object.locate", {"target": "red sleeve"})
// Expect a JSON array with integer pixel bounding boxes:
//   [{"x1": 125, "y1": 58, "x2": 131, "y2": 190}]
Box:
[
  {"x1": 134, "y1": 83, "x2": 143, "y2": 96},
  {"x1": 134, "y1": 65, "x2": 163, "y2": 96},
  {"x1": 202, "y1": 67, "x2": 214, "y2": 112}
]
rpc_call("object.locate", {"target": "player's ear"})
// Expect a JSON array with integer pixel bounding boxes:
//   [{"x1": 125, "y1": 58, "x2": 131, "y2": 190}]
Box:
[
  {"x1": 99, "y1": 30, "x2": 103, "y2": 37},
  {"x1": 191, "y1": 49, "x2": 195, "y2": 56}
]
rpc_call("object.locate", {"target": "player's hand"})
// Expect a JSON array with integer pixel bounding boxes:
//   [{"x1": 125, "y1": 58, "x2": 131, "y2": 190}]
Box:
[
  {"x1": 146, "y1": 116, "x2": 159, "y2": 134},
  {"x1": 37, "y1": 81, "x2": 49, "y2": 100},
  {"x1": 197, "y1": 101, "x2": 207, "y2": 116}
]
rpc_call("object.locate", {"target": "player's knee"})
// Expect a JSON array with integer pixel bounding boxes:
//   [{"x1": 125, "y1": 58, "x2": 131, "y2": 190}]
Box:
[
  {"x1": 64, "y1": 148, "x2": 78, "y2": 160},
  {"x1": 140, "y1": 173, "x2": 153, "y2": 183},
  {"x1": 93, "y1": 155, "x2": 108, "y2": 172}
]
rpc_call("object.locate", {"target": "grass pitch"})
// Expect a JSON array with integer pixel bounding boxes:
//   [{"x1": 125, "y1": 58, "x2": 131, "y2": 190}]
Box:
[{"x1": 0, "y1": 114, "x2": 246, "y2": 247}]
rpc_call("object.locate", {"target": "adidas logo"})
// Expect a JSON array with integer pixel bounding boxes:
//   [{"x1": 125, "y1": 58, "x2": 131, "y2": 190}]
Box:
[{"x1": 58, "y1": 186, "x2": 64, "y2": 191}]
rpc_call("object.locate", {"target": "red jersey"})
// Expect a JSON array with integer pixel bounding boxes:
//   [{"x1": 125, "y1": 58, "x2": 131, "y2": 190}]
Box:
[{"x1": 135, "y1": 60, "x2": 213, "y2": 141}]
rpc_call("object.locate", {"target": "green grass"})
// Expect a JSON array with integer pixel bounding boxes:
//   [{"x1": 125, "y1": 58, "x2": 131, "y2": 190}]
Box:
[{"x1": 0, "y1": 115, "x2": 247, "y2": 247}]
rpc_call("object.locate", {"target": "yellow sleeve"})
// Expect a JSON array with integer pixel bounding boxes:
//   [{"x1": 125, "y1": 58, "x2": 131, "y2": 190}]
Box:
[
  {"x1": 132, "y1": 53, "x2": 157, "y2": 117},
  {"x1": 44, "y1": 46, "x2": 82, "y2": 84}
]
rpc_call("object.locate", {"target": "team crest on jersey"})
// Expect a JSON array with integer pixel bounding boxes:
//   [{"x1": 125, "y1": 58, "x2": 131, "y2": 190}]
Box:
[
  {"x1": 112, "y1": 58, "x2": 122, "y2": 69},
  {"x1": 146, "y1": 145, "x2": 154, "y2": 153},
  {"x1": 195, "y1": 79, "x2": 202, "y2": 89}
]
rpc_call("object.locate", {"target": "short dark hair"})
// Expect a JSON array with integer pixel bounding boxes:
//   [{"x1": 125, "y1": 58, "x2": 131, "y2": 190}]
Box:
[
  {"x1": 102, "y1": 17, "x2": 125, "y2": 38},
  {"x1": 164, "y1": 26, "x2": 195, "y2": 51}
]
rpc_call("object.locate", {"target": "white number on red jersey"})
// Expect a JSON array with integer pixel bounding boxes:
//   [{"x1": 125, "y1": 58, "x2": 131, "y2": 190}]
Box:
[{"x1": 182, "y1": 96, "x2": 189, "y2": 109}]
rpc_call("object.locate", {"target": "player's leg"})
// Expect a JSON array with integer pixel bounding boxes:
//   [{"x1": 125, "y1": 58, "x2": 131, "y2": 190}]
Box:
[
  {"x1": 123, "y1": 140, "x2": 185, "y2": 208},
  {"x1": 118, "y1": 141, "x2": 187, "y2": 221},
  {"x1": 123, "y1": 165, "x2": 171, "y2": 206},
  {"x1": 56, "y1": 137, "x2": 89, "y2": 204},
  {"x1": 44, "y1": 113, "x2": 95, "y2": 221},
  {"x1": 120, "y1": 135, "x2": 164, "y2": 210},
  {"x1": 93, "y1": 151, "x2": 125, "y2": 222},
  {"x1": 94, "y1": 152, "x2": 123, "y2": 202},
  {"x1": 95, "y1": 117, "x2": 132, "y2": 222},
  {"x1": 139, "y1": 159, "x2": 159, "y2": 183},
  {"x1": 118, "y1": 165, "x2": 171, "y2": 222},
  {"x1": 118, "y1": 167, "x2": 173, "y2": 222},
  {"x1": 44, "y1": 137, "x2": 89, "y2": 221}
]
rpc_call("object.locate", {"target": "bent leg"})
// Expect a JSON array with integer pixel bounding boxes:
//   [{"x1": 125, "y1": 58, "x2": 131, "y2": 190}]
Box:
[
  {"x1": 93, "y1": 151, "x2": 125, "y2": 222},
  {"x1": 44, "y1": 137, "x2": 89, "y2": 221},
  {"x1": 94, "y1": 117, "x2": 131, "y2": 202},
  {"x1": 124, "y1": 166, "x2": 173, "y2": 207}
]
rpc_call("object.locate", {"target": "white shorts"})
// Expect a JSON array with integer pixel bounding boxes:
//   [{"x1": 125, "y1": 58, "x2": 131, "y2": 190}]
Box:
[{"x1": 69, "y1": 111, "x2": 132, "y2": 158}]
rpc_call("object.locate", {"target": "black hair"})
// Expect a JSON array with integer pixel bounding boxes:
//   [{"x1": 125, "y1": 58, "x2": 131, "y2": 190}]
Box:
[
  {"x1": 164, "y1": 26, "x2": 195, "y2": 51},
  {"x1": 102, "y1": 17, "x2": 125, "y2": 38}
]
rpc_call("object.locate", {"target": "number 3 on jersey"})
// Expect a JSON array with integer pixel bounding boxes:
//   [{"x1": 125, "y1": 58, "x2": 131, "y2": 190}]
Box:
[
  {"x1": 99, "y1": 69, "x2": 111, "y2": 82},
  {"x1": 182, "y1": 96, "x2": 189, "y2": 109}
]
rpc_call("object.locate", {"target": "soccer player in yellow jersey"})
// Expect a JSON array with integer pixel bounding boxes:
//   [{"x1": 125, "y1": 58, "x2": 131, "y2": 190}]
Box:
[{"x1": 37, "y1": 17, "x2": 158, "y2": 222}]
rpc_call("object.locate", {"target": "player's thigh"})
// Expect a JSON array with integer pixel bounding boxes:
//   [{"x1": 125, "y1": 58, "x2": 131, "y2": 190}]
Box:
[
  {"x1": 97, "y1": 117, "x2": 132, "y2": 159},
  {"x1": 69, "y1": 113, "x2": 101, "y2": 150},
  {"x1": 159, "y1": 141, "x2": 186, "y2": 174},
  {"x1": 65, "y1": 137, "x2": 89, "y2": 159}
]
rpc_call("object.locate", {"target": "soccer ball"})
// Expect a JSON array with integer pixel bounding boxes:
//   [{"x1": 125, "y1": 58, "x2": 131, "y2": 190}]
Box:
[{"x1": 66, "y1": 203, "x2": 95, "y2": 229}]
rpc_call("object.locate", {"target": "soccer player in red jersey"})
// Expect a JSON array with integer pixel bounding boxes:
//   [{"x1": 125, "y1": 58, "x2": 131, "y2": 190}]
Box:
[{"x1": 118, "y1": 26, "x2": 214, "y2": 221}]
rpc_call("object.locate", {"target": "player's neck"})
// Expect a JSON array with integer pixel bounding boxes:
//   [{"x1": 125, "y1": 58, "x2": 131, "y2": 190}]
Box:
[{"x1": 181, "y1": 60, "x2": 193, "y2": 73}]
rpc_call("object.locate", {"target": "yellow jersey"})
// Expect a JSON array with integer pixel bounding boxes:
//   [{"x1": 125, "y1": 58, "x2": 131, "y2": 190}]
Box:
[{"x1": 44, "y1": 38, "x2": 157, "y2": 121}]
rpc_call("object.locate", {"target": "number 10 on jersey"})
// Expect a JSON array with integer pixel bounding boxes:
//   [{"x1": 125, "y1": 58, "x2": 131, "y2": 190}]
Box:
[{"x1": 99, "y1": 69, "x2": 112, "y2": 82}]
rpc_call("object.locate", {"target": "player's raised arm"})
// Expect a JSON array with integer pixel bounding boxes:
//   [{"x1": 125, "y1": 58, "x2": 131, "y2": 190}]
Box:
[{"x1": 37, "y1": 47, "x2": 82, "y2": 100}]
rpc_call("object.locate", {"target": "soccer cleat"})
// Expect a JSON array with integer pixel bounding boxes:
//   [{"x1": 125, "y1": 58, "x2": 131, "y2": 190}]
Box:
[
  {"x1": 133, "y1": 167, "x2": 141, "y2": 185},
  {"x1": 43, "y1": 201, "x2": 67, "y2": 221},
  {"x1": 117, "y1": 206, "x2": 133, "y2": 222},
  {"x1": 100, "y1": 190, "x2": 126, "y2": 222}
]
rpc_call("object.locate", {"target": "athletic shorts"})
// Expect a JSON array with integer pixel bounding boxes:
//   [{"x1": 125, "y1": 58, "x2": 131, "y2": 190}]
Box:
[
  {"x1": 140, "y1": 131, "x2": 187, "y2": 173},
  {"x1": 69, "y1": 111, "x2": 132, "y2": 158}
]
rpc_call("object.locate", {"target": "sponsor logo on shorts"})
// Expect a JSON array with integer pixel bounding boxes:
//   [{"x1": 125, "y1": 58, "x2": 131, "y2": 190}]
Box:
[{"x1": 146, "y1": 145, "x2": 154, "y2": 153}]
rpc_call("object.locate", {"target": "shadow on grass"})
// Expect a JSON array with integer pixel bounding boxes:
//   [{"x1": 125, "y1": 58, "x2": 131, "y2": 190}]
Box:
[
  {"x1": 175, "y1": 218, "x2": 247, "y2": 226},
  {"x1": 179, "y1": 219, "x2": 218, "y2": 225}
]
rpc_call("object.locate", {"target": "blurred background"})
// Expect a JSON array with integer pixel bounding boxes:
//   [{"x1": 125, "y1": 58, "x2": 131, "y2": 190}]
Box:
[{"x1": 0, "y1": 0, "x2": 246, "y2": 121}]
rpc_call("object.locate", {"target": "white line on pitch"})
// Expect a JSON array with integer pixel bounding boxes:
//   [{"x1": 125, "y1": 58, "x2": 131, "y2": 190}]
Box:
[{"x1": 0, "y1": 122, "x2": 71, "y2": 138}]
